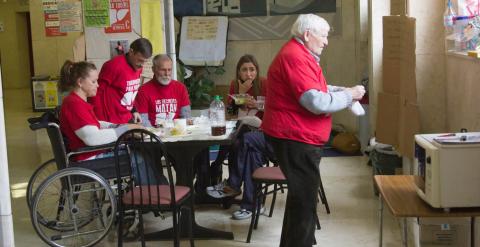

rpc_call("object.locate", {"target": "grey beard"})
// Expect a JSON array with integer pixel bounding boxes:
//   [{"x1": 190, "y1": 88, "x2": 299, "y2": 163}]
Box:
[{"x1": 157, "y1": 77, "x2": 171, "y2": 85}]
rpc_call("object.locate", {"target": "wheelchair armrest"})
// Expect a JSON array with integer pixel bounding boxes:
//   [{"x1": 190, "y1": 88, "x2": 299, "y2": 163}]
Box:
[
  {"x1": 29, "y1": 122, "x2": 49, "y2": 131},
  {"x1": 67, "y1": 142, "x2": 116, "y2": 160},
  {"x1": 27, "y1": 116, "x2": 44, "y2": 125}
]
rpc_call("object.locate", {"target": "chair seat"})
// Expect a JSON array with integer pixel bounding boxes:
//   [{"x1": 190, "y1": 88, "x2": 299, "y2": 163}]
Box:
[
  {"x1": 252, "y1": 167, "x2": 287, "y2": 182},
  {"x1": 123, "y1": 185, "x2": 190, "y2": 205}
]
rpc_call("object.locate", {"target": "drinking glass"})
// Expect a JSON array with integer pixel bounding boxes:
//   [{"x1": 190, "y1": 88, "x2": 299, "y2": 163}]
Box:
[{"x1": 256, "y1": 96, "x2": 265, "y2": 111}]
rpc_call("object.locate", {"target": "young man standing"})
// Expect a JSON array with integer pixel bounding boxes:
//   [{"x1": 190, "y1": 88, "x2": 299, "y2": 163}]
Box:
[{"x1": 91, "y1": 38, "x2": 153, "y2": 124}]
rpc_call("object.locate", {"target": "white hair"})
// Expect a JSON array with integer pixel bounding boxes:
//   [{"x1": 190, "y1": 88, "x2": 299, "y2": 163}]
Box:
[
  {"x1": 152, "y1": 54, "x2": 172, "y2": 67},
  {"x1": 290, "y1": 14, "x2": 330, "y2": 38}
]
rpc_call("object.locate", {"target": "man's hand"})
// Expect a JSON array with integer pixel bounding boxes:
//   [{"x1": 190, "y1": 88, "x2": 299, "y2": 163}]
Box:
[
  {"x1": 132, "y1": 112, "x2": 142, "y2": 124},
  {"x1": 238, "y1": 79, "x2": 253, "y2": 94},
  {"x1": 345, "y1": 85, "x2": 366, "y2": 101}
]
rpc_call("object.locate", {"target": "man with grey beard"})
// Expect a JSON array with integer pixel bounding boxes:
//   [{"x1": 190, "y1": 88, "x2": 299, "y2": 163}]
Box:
[{"x1": 135, "y1": 54, "x2": 191, "y2": 127}]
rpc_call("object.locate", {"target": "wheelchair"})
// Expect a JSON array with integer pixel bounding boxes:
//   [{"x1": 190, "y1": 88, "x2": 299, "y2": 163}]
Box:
[{"x1": 27, "y1": 110, "x2": 130, "y2": 247}]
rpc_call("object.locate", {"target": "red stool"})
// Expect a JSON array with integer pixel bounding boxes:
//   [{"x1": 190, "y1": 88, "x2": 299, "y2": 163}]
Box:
[{"x1": 246, "y1": 166, "x2": 324, "y2": 243}]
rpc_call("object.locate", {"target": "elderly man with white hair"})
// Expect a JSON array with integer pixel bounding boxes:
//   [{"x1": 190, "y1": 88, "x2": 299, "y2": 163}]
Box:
[{"x1": 261, "y1": 14, "x2": 365, "y2": 246}]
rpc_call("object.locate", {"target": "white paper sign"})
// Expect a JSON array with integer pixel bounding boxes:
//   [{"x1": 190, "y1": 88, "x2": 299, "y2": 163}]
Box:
[{"x1": 179, "y1": 16, "x2": 228, "y2": 66}]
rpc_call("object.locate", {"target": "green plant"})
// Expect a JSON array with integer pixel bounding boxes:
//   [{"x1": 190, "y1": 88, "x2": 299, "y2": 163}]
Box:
[{"x1": 178, "y1": 63, "x2": 225, "y2": 108}]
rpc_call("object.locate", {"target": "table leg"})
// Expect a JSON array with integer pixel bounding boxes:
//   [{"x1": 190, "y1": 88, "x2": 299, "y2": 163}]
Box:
[
  {"x1": 402, "y1": 217, "x2": 408, "y2": 247},
  {"x1": 144, "y1": 144, "x2": 234, "y2": 241},
  {"x1": 379, "y1": 194, "x2": 383, "y2": 247}
]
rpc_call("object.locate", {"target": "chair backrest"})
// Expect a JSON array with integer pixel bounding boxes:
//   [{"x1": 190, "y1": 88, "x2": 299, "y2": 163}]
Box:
[
  {"x1": 114, "y1": 129, "x2": 175, "y2": 207},
  {"x1": 28, "y1": 109, "x2": 69, "y2": 170}
]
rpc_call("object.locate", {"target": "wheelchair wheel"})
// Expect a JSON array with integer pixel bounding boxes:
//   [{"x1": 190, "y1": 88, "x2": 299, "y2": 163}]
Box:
[
  {"x1": 27, "y1": 159, "x2": 58, "y2": 210},
  {"x1": 31, "y1": 167, "x2": 116, "y2": 247}
]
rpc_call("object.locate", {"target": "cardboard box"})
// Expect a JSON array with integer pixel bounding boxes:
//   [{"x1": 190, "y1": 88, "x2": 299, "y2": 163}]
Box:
[
  {"x1": 376, "y1": 92, "x2": 400, "y2": 145},
  {"x1": 415, "y1": 217, "x2": 471, "y2": 247},
  {"x1": 382, "y1": 16, "x2": 416, "y2": 101},
  {"x1": 397, "y1": 101, "x2": 420, "y2": 159},
  {"x1": 391, "y1": 0, "x2": 407, "y2": 15},
  {"x1": 376, "y1": 15, "x2": 419, "y2": 159}
]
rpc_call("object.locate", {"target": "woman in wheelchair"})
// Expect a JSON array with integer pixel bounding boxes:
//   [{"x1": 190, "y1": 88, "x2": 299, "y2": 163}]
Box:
[{"x1": 58, "y1": 60, "x2": 158, "y2": 184}]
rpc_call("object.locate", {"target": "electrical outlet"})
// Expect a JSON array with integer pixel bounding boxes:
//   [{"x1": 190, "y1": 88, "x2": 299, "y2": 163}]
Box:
[{"x1": 0, "y1": 22, "x2": 4, "y2": 32}]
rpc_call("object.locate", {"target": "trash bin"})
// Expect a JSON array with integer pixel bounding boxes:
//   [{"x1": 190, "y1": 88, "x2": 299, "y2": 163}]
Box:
[{"x1": 370, "y1": 143, "x2": 402, "y2": 195}]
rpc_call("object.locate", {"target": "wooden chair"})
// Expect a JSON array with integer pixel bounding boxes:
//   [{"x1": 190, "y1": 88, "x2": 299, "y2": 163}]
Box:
[{"x1": 114, "y1": 129, "x2": 194, "y2": 247}]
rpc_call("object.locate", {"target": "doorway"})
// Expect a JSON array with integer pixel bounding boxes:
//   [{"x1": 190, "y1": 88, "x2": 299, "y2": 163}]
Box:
[{"x1": 15, "y1": 12, "x2": 34, "y2": 88}]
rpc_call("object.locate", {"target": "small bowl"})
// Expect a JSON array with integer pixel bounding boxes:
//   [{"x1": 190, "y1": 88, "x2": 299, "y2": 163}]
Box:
[{"x1": 232, "y1": 94, "x2": 250, "y2": 105}]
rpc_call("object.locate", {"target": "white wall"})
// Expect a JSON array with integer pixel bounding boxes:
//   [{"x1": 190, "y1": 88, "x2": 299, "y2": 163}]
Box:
[
  {"x1": 368, "y1": 0, "x2": 390, "y2": 133},
  {"x1": 408, "y1": 0, "x2": 447, "y2": 133}
]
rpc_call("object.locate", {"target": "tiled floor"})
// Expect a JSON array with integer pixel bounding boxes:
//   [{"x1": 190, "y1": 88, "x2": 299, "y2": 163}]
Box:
[{"x1": 4, "y1": 88, "x2": 403, "y2": 246}]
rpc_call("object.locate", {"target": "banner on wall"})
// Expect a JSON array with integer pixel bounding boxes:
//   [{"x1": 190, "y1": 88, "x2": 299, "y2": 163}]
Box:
[
  {"x1": 42, "y1": 0, "x2": 67, "y2": 36},
  {"x1": 105, "y1": 0, "x2": 132, "y2": 33},
  {"x1": 206, "y1": 0, "x2": 267, "y2": 17},
  {"x1": 140, "y1": 0, "x2": 165, "y2": 79},
  {"x1": 269, "y1": 0, "x2": 336, "y2": 15}
]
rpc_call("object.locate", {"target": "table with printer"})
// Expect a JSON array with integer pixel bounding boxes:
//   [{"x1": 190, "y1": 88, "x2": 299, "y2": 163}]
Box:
[
  {"x1": 414, "y1": 131, "x2": 480, "y2": 210},
  {"x1": 375, "y1": 131, "x2": 480, "y2": 247}
]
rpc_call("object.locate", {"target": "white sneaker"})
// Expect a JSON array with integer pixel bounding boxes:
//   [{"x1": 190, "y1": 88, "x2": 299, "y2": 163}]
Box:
[
  {"x1": 232, "y1": 206, "x2": 265, "y2": 220},
  {"x1": 232, "y1": 209, "x2": 252, "y2": 220}
]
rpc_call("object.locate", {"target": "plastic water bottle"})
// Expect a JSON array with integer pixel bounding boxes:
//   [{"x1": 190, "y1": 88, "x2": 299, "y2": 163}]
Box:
[
  {"x1": 209, "y1": 95, "x2": 226, "y2": 136},
  {"x1": 444, "y1": 0, "x2": 456, "y2": 29}
]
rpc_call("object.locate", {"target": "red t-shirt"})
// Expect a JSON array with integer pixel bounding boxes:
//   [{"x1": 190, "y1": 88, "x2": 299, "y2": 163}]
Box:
[
  {"x1": 60, "y1": 92, "x2": 102, "y2": 160},
  {"x1": 134, "y1": 79, "x2": 190, "y2": 126},
  {"x1": 90, "y1": 54, "x2": 142, "y2": 124},
  {"x1": 261, "y1": 38, "x2": 332, "y2": 146}
]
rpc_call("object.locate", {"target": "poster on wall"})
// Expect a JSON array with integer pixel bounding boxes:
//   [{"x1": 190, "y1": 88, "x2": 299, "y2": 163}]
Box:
[
  {"x1": 42, "y1": 0, "x2": 67, "y2": 36},
  {"x1": 109, "y1": 40, "x2": 129, "y2": 58},
  {"x1": 59, "y1": 1, "x2": 83, "y2": 32},
  {"x1": 105, "y1": 0, "x2": 132, "y2": 33},
  {"x1": 83, "y1": 0, "x2": 110, "y2": 27}
]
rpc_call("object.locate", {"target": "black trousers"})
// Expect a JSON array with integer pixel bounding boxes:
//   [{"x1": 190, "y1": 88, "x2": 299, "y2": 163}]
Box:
[{"x1": 266, "y1": 135, "x2": 322, "y2": 247}]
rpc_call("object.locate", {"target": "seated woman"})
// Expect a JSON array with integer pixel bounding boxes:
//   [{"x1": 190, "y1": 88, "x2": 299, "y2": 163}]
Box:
[
  {"x1": 227, "y1": 54, "x2": 266, "y2": 118},
  {"x1": 58, "y1": 60, "x2": 151, "y2": 181},
  {"x1": 207, "y1": 55, "x2": 274, "y2": 220},
  {"x1": 209, "y1": 54, "x2": 267, "y2": 183}
]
